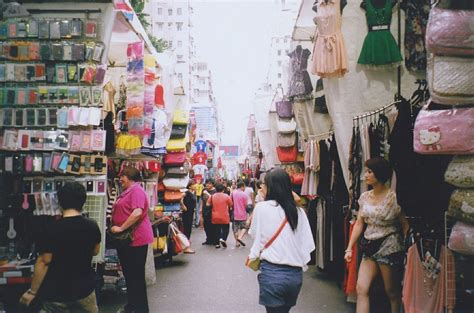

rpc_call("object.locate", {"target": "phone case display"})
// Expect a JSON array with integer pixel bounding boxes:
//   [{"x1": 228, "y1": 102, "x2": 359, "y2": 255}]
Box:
[{"x1": 0, "y1": 15, "x2": 109, "y2": 277}]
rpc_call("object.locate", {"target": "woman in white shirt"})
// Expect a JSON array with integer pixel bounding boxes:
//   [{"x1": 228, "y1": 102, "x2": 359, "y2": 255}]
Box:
[{"x1": 248, "y1": 168, "x2": 315, "y2": 313}]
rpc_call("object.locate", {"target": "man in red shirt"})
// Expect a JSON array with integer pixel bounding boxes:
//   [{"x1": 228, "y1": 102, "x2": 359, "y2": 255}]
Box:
[{"x1": 207, "y1": 183, "x2": 233, "y2": 248}]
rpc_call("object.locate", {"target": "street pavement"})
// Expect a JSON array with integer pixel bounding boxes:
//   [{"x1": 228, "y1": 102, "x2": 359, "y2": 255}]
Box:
[{"x1": 99, "y1": 227, "x2": 356, "y2": 313}]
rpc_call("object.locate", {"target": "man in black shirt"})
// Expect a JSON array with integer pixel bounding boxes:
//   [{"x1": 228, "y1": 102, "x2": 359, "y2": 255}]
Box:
[{"x1": 19, "y1": 182, "x2": 101, "y2": 312}]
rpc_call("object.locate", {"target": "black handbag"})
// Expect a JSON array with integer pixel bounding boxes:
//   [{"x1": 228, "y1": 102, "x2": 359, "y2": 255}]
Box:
[
  {"x1": 358, "y1": 235, "x2": 387, "y2": 257},
  {"x1": 107, "y1": 228, "x2": 134, "y2": 249},
  {"x1": 170, "y1": 125, "x2": 187, "y2": 139}
]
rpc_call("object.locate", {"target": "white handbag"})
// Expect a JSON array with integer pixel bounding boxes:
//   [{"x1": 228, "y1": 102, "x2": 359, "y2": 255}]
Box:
[
  {"x1": 277, "y1": 118, "x2": 297, "y2": 134},
  {"x1": 277, "y1": 132, "x2": 296, "y2": 147},
  {"x1": 427, "y1": 55, "x2": 474, "y2": 105},
  {"x1": 163, "y1": 175, "x2": 189, "y2": 190},
  {"x1": 444, "y1": 156, "x2": 474, "y2": 188}
]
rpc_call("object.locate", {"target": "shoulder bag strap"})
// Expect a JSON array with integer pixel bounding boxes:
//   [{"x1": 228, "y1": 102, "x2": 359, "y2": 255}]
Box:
[{"x1": 262, "y1": 217, "x2": 288, "y2": 251}]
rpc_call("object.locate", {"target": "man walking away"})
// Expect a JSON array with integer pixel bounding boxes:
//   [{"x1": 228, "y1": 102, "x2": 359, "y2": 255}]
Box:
[
  {"x1": 20, "y1": 182, "x2": 101, "y2": 312},
  {"x1": 200, "y1": 180, "x2": 216, "y2": 245},
  {"x1": 207, "y1": 184, "x2": 233, "y2": 248},
  {"x1": 231, "y1": 181, "x2": 249, "y2": 247}
]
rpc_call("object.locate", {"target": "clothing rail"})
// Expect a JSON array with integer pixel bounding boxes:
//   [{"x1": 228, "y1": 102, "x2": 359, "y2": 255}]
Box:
[
  {"x1": 352, "y1": 100, "x2": 401, "y2": 123},
  {"x1": 305, "y1": 130, "x2": 335, "y2": 142}
]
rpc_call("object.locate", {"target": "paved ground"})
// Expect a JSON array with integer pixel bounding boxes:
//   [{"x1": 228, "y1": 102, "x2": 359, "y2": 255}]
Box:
[{"x1": 99, "y1": 228, "x2": 356, "y2": 313}]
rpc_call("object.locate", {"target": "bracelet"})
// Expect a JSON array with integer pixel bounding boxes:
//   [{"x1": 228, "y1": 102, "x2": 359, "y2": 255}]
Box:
[
  {"x1": 27, "y1": 288, "x2": 37, "y2": 296},
  {"x1": 345, "y1": 249, "x2": 352, "y2": 253}
]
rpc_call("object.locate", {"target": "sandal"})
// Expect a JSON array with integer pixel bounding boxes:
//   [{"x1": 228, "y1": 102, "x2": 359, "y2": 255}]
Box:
[{"x1": 237, "y1": 239, "x2": 246, "y2": 247}]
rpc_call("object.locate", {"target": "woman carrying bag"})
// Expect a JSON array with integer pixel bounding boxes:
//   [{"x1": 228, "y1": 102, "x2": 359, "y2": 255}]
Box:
[
  {"x1": 247, "y1": 168, "x2": 315, "y2": 313},
  {"x1": 110, "y1": 167, "x2": 153, "y2": 313}
]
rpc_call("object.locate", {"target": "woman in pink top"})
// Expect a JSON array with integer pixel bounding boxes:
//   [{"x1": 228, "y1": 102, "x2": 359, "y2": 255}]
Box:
[
  {"x1": 207, "y1": 183, "x2": 233, "y2": 249},
  {"x1": 231, "y1": 181, "x2": 250, "y2": 247},
  {"x1": 111, "y1": 167, "x2": 153, "y2": 313}
]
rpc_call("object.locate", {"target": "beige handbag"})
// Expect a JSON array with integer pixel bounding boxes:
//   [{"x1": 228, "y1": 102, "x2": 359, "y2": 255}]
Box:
[
  {"x1": 448, "y1": 189, "x2": 474, "y2": 224},
  {"x1": 444, "y1": 156, "x2": 474, "y2": 188}
]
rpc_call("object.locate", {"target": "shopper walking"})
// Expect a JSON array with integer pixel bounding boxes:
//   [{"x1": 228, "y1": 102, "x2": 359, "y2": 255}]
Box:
[
  {"x1": 207, "y1": 183, "x2": 233, "y2": 248},
  {"x1": 200, "y1": 180, "x2": 216, "y2": 245},
  {"x1": 111, "y1": 167, "x2": 153, "y2": 313},
  {"x1": 231, "y1": 181, "x2": 249, "y2": 247},
  {"x1": 255, "y1": 181, "x2": 265, "y2": 203},
  {"x1": 181, "y1": 180, "x2": 196, "y2": 254},
  {"x1": 344, "y1": 157, "x2": 409, "y2": 313},
  {"x1": 244, "y1": 179, "x2": 256, "y2": 214},
  {"x1": 248, "y1": 168, "x2": 315, "y2": 313},
  {"x1": 19, "y1": 182, "x2": 101, "y2": 312}
]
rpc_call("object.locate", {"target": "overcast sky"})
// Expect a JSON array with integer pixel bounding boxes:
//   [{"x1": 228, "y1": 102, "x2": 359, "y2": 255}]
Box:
[{"x1": 192, "y1": 0, "x2": 299, "y2": 145}]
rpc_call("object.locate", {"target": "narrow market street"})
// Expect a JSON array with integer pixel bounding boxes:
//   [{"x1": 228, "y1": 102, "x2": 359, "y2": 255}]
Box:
[{"x1": 99, "y1": 228, "x2": 355, "y2": 313}]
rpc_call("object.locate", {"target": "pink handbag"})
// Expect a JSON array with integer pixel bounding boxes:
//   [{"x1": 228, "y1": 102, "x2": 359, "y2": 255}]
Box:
[
  {"x1": 413, "y1": 102, "x2": 474, "y2": 155},
  {"x1": 448, "y1": 221, "x2": 474, "y2": 255},
  {"x1": 426, "y1": 7, "x2": 474, "y2": 56},
  {"x1": 276, "y1": 101, "x2": 294, "y2": 119}
]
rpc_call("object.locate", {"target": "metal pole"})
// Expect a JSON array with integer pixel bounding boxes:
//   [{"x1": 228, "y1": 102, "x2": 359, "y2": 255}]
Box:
[{"x1": 397, "y1": 0, "x2": 401, "y2": 99}]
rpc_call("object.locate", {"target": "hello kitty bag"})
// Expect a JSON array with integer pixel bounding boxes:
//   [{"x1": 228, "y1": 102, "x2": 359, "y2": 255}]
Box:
[{"x1": 413, "y1": 102, "x2": 474, "y2": 155}]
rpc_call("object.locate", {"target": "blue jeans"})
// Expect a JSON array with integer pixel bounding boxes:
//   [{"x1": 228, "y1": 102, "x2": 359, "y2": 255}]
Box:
[
  {"x1": 258, "y1": 261, "x2": 302, "y2": 308},
  {"x1": 194, "y1": 196, "x2": 201, "y2": 227}
]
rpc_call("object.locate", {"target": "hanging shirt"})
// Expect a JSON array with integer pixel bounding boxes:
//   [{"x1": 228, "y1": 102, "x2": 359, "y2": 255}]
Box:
[
  {"x1": 194, "y1": 139, "x2": 207, "y2": 152},
  {"x1": 193, "y1": 164, "x2": 207, "y2": 176},
  {"x1": 141, "y1": 107, "x2": 168, "y2": 150},
  {"x1": 192, "y1": 152, "x2": 207, "y2": 165},
  {"x1": 249, "y1": 200, "x2": 315, "y2": 271},
  {"x1": 195, "y1": 184, "x2": 204, "y2": 197}
]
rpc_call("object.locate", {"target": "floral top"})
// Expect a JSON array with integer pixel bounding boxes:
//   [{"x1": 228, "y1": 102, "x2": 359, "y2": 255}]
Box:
[
  {"x1": 358, "y1": 190, "x2": 401, "y2": 240},
  {"x1": 401, "y1": 0, "x2": 431, "y2": 71}
]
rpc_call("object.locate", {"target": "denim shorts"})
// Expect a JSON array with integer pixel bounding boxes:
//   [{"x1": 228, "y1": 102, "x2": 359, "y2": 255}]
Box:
[{"x1": 258, "y1": 261, "x2": 303, "y2": 307}]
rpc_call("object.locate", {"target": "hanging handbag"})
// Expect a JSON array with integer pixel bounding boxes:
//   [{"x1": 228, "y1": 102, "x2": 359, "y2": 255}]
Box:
[
  {"x1": 427, "y1": 55, "x2": 474, "y2": 105},
  {"x1": 170, "y1": 222, "x2": 190, "y2": 252},
  {"x1": 276, "y1": 146, "x2": 298, "y2": 163},
  {"x1": 166, "y1": 137, "x2": 187, "y2": 152},
  {"x1": 413, "y1": 102, "x2": 474, "y2": 155},
  {"x1": 448, "y1": 221, "x2": 474, "y2": 255},
  {"x1": 164, "y1": 190, "x2": 183, "y2": 202},
  {"x1": 245, "y1": 218, "x2": 288, "y2": 271},
  {"x1": 277, "y1": 132, "x2": 296, "y2": 147},
  {"x1": 277, "y1": 118, "x2": 297, "y2": 134},
  {"x1": 164, "y1": 151, "x2": 186, "y2": 166},
  {"x1": 172, "y1": 109, "x2": 189, "y2": 125},
  {"x1": 426, "y1": 7, "x2": 474, "y2": 57},
  {"x1": 170, "y1": 124, "x2": 187, "y2": 139},
  {"x1": 448, "y1": 189, "x2": 474, "y2": 225},
  {"x1": 166, "y1": 165, "x2": 189, "y2": 177},
  {"x1": 290, "y1": 173, "x2": 304, "y2": 185},
  {"x1": 163, "y1": 175, "x2": 189, "y2": 190},
  {"x1": 276, "y1": 100, "x2": 294, "y2": 119},
  {"x1": 444, "y1": 156, "x2": 474, "y2": 188}
]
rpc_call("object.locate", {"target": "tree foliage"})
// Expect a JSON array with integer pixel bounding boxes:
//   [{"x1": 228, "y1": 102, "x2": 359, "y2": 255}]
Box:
[{"x1": 130, "y1": 0, "x2": 168, "y2": 52}]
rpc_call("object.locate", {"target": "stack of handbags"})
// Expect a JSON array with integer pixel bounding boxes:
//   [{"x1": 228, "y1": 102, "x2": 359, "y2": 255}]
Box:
[
  {"x1": 426, "y1": 7, "x2": 474, "y2": 105},
  {"x1": 276, "y1": 100, "x2": 297, "y2": 163}
]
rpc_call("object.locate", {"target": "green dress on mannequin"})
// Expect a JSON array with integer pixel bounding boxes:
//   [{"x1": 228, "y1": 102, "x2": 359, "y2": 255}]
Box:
[{"x1": 358, "y1": 0, "x2": 403, "y2": 66}]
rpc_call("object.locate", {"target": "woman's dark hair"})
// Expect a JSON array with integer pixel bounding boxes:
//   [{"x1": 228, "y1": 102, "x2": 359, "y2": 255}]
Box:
[
  {"x1": 365, "y1": 157, "x2": 392, "y2": 184},
  {"x1": 120, "y1": 166, "x2": 142, "y2": 182},
  {"x1": 237, "y1": 180, "x2": 245, "y2": 188},
  {"x1": 215, "y1": 183, "x2": 225, "y2": 192},
  {"x1": 256, "y1": 181, "x2": 262, "y2": 189},
  {"x1": 264, "y1": 168, "x2": 298, "y2": 231},
  {"x1": 187, "y1": 179, "x2": 195, "y2": 189},
  {"x1": 57, "y1": 182, "x2": 87, "y2": 211}
]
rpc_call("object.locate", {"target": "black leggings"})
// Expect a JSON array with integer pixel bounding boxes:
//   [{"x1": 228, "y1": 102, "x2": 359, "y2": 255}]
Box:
[
  {"x1": 117, "y1": 245, "x2": 149, "y2": 313},
  {"x1": 265, "y1": 305, "x2": 291, "y2": 313}
]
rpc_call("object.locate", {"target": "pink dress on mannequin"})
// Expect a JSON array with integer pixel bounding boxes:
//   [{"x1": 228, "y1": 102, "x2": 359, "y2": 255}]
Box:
[{"x1": 310, "y1": 0, "x2": 348, "y2": 78}]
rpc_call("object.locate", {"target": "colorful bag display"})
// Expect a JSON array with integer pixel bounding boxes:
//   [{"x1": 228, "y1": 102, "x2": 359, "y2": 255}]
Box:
[
  {"x1": 166, "y1": 165, "x2": 189, "y2": 177},
  {"x1": 448, "y1": 221, "x2": 474, "y2": 255},
  {"x1": 413, "y1": 103, "x2": 474, "y2": 155},
  {"x1": 163, "y1": 151, "x2": 186, "y2": 166},
  {"x1": 448, "y1": 189, "x2": 474, "y2": 225},
  {"x1": 444, "y1": 156, "x2": 474, "y2": 188},
  {"x1": 166, "y1": 137, "x2": 186, "y2": 152},
  {"x1": 277, "y1": 118, "x2": 297, "y2": 134},
  {"x1": 170, "y1": 124, "x2": 187, "y2": 139},
  {"x1": 426, "y1": 7, "x2": 474, "y2": 57},
  {"x1": 163, "y1": 175, "x2": 189, "y2": 190},
  {"x1": 276, "y1": 100, "x2": 294, "y2": 119},
  {"x1": 427, "y1": 55, "x2": 474, "y2": 105},
  {"x1": 277, "y1": 132, "x2": 296, "y2": 147},
  {"x1": 164, "y1": 190, "x2": 183, "y2": 202},
  {"x1": 172, "y1": 109, "x2": 189, "y2": 125},
  {"x1": 276, "y1": 146, "x2": 298, "y2": 163}
]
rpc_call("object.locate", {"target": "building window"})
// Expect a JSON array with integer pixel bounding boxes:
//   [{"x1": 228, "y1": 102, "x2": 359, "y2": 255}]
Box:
[
  {"x1": 277, "y1": 60, "x2": 282, "y2": 66},
  {"x1": 277, "y1": 83, "x2": 282, "y2": 88},
  {"x1": 177, "y1": 22, "x2": 183, "y2": 31},
  {"x1": 168, "y1": 8, "x2": 173, "y2": 15},
  {"x1": 277, "y1": 73, "x2": 282, "y2": 79},
  {"x1": 277, "y1": 50, "x2": 281, "y2": 56},
  {"x1": 177, "y1": 8, "x2": 182, "y2": 15},
  {"x1": 177, "y1": 55, "x2": 184, "y2": 62},
  {"x1": 157, "y1": 7, "x2": 162, "y2": 15},
  {"x1": 276, "y1": 38, "x2": 279, "y2": 43},
  {"x1": 168, "y1": 40, "x2": 173, "y2": 48},
  {"x1": 284, "y1": 38, "x2": 288, "y2": 43},
  {"x1": 177, "y1": 73, "x2": 183, "y2": 80},
  {"x1": 178, "y1": 40, "x2": 183, "y2": 48},
  {"x1": 285, "y1": 49, "x2": 289, "y2": 54},
  {"x1": 168, "y1": 22, "x2": 172, "y2": 28},
  {"x1": 157, "y1": 22, "x2": 163, "y2": 31}
]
